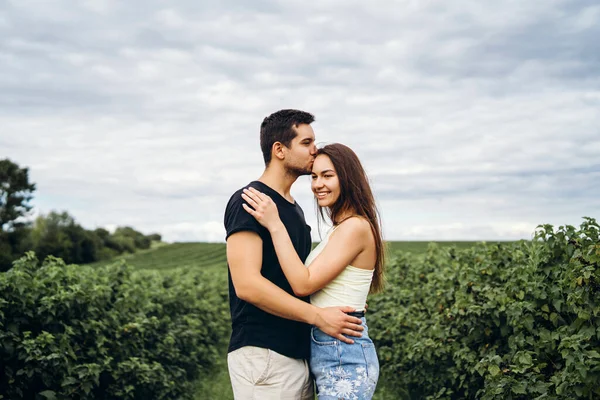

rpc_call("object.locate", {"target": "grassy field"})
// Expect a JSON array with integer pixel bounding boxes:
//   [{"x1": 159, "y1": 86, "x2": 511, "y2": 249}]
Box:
[
  {"x1": 92, "y1": 240, "x2": 485, "y2": 271},
  {"x1": 91, "y1": 242, "x2": 228, "y2": 270},
  {"x1": 94, "y1": 240, "x2": 493, "y2": 399}
]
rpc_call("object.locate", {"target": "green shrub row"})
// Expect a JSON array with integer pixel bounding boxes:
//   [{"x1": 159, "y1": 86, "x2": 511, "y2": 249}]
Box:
[
  {"x1": 369, "y1": 217, "x2": 600, "y2": 399},
  {"x1": 0, "y1": 253, "x2": 230, "y2": 399}
]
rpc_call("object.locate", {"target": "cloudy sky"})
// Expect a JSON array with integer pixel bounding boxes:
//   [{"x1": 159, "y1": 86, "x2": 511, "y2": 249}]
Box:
[{"x1": 1, "y1": 0, "x2": 598, "y2": 242}]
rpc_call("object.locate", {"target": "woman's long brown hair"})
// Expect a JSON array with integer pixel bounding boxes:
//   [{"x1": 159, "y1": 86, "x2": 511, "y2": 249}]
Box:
[{"x1": 315, "y1": 143, "x2": 385, "y2": 293}]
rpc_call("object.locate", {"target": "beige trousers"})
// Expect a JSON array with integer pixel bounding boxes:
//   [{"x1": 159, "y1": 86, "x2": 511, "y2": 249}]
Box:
[{"x1": 227, "y1": 346, "x2": 314, "y2": 400}]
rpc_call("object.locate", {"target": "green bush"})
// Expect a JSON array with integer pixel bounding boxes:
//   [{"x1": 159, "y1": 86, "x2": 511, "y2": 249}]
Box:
[
  {"x1": 146, "y1": 234, "x2": 162, "y2": 242},
  {"x1": 114, "y1": 227, "x2": 151, "y2": 251},
  {"x1": 108, "y1": 234, "x2": 137, "y2": 254},
  {"x1": 369, "y1": 217, "x2": 600, "y2": 399},
  {"x1": 0, "y1": 252, "x2": 229, "y2": 399}
]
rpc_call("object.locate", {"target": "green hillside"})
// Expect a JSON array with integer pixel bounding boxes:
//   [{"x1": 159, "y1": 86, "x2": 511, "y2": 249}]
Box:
[
  {"x1": 92, "y1": 240, "x2": 497, "y2": 271},
  {"x1": 386, "y1": 240, "x2": 492, "y2": 254},
  {"x1": 91, "y1": 242, "x2": 228, "y2": 271}
]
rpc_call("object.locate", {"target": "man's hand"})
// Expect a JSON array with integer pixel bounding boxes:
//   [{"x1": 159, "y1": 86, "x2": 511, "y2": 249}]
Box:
[{"x1": 314, "y1": 306, "x2": 363, "y2": 344}]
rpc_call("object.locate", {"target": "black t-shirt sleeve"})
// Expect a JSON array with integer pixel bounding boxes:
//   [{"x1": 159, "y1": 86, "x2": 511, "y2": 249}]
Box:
[{"x1": 224, "y1": 189, "x2": 266, "y2": 240}]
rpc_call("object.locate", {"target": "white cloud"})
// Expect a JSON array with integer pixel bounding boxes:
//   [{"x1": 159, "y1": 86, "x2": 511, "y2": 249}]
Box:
[
  {"x1": 1, "y1": 0, "x2": 598, "y2": 242},
  {"x1": 160, "y1": 221, "x2": 225, "y2": 242}
]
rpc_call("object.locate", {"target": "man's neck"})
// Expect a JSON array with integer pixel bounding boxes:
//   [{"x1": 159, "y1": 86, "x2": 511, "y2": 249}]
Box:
[{"x1": 258, "y1": 166, "x2": 298, "y2": 203}]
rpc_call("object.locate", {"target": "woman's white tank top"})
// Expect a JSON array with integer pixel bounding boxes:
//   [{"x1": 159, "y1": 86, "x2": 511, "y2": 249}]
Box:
[{"x1": 304, "y1": 226, "x2": 374, "y2": 311}]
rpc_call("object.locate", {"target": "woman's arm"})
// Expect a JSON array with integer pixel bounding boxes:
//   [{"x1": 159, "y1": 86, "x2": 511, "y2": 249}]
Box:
[
  {"x1": 269, "y1": 218, "x2": 368, "y2": 296},
  {"x1": 242, "y1": 187, "x2": 368, "y2": 296}
]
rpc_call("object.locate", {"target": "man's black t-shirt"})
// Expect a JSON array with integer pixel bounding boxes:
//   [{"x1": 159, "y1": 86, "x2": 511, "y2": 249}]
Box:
[{"x1": 224, "y1": 180, "x2": 312, "y2": 360}]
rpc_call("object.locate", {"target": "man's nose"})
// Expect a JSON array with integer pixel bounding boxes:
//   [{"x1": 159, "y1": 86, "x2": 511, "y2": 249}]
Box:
[{"x1": 310, "y1": 144, "x2": 317, "y2": 155}]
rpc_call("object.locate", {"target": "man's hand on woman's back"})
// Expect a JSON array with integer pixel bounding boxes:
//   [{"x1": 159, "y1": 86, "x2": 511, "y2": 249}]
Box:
[{"x1": 314, "y1": 306, "x2": 364, "y2": 344}]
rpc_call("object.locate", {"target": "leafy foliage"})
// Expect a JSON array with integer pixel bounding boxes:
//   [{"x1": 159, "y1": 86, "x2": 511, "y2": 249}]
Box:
[
  {"x1": 369, "y1": 217, "x2": 600, "y2": 399},
  {"x1": 0, "y1": 252, "x2": 230, "y2": 399},
  {"x1": 2, "y1": 217, "x2": 598, "y2": 399}
]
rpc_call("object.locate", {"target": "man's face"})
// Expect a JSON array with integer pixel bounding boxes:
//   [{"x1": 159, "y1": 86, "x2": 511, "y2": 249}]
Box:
[{"x1": 283, "y1": 124, "x2": 317, "y2": 176}]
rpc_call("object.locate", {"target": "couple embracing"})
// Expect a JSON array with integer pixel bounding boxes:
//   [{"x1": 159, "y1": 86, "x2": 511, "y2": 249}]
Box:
[{"x1": 224, "y1": 109, "x2": 385, "y2": 400}]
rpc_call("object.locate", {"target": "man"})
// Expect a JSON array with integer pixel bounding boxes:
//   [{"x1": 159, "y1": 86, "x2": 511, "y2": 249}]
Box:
[{"x1": 224, "y1": 109, "x2": 364, "y2": 399}]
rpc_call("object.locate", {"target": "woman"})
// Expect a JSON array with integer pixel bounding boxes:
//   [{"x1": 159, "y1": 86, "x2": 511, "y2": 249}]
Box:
[{"x1": 241, "y1": 143, "x2": 385, "y2": 399}]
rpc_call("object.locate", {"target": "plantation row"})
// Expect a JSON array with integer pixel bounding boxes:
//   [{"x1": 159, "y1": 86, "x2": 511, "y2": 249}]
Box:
[
  {"x1": 91, "y1": 243, "x2": 228, "y2": 271},
  {"x1": 0, "y1": 254, "x2": 229, "y2": 399},
  {"x1": 1, "y1": 220, "x2": 598, "y2": 399},
  {"x1": 369, "y1": 218, "x2": 600, "y2": 399},
  {"x1": 90, "y1": 241, "x2": 480, "y2": 271}
]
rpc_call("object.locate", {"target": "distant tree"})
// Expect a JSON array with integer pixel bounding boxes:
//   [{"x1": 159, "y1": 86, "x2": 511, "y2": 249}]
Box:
[
  {"x1": 0, "y1": 227, "x2": 32, "y2": 271},
  {"x1": 0, "y1": 239, "x2": 12, "y2": 271},
  {"x1": 29, "y1": 211, "x2": 102, "y2": 264},
  {"x1": 147, "y1": 233, "x2": 162, "y2": 242},
  {"x1": 0, "y1": 159, "x2": 36, "y2": 270},
  {"x1": 0, "y1": 159, "x2": 36, "y2": 232},
  {"x1": 94, "y1": 227, "x2": 110, "y2": 241},
  {"x1": 114, "y1": 226, "x2": 151, "y2": 250},
  {"x1": 30, "y1": 211, "x2": 75, "y2": 262}
]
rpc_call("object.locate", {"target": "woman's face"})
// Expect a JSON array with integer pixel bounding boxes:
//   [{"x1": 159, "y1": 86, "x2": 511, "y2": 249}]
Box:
[{"x1": 311, "y1": 154, "x2": 341, "y2": 207}]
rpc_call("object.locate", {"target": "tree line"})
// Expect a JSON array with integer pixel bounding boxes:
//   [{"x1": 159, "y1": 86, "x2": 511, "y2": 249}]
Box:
[{"x1": 0, "y1": 158, "x2": 161, "y2": 271}]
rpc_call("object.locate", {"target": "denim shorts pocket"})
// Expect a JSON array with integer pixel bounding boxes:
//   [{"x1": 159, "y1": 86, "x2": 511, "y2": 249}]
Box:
[
  {"x1": 310, "y1": 327, "x2": 337, "y2": 346},
  {"x1": 361, "y1": 343, "x2": 380, "y2": 385}
]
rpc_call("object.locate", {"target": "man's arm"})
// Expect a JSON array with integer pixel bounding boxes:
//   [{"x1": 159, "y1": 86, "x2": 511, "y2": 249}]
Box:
[{"x1": 227, "y1": 231, "x2": 363, "y2": 343}]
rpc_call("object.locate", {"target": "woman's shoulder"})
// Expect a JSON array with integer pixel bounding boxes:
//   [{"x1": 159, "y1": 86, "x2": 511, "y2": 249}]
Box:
[{"x1": 333, "y1": 216, "x2": 372, "y2": 238}]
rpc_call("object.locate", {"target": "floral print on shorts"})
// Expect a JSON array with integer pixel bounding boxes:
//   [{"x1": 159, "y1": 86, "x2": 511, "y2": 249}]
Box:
[{"x1": 310, "y1": 317, "x2": 379, "y2": 399}]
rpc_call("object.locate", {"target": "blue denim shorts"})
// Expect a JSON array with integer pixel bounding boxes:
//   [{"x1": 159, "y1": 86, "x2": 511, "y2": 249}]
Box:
[{"x1": 310, "y1": 317, "x2": 379, "y2": 400}]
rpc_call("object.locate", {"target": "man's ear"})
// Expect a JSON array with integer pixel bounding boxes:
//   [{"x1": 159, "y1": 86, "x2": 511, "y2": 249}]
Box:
[{"x1": 272, "y1": 142, "x2": 286, "y2": 161}]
